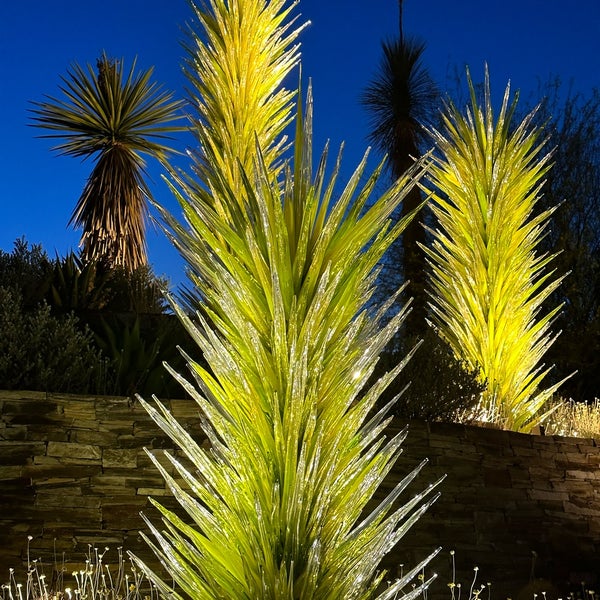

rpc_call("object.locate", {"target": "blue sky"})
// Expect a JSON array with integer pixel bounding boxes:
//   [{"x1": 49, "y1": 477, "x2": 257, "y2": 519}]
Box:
[{"x1": 1, "y1": 0, "x2": 599, "y2": 289}]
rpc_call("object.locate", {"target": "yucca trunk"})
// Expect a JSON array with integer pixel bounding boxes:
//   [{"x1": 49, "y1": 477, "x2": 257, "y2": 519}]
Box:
[
  {"x1": 424, "y1": 69, "x2": 567, "y2": 432},
  {"x1": 131, "y1": 0, "x2": 441, "y2": 598}
]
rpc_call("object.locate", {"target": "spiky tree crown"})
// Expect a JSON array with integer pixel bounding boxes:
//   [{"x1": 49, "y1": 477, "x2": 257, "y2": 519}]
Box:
[
  {"x1": 424, "y1": 69, "x2": 569, "y2": 431},
  {"x1": 30, "y1": 53, "x2": 184, "y2": 270},
  {"x1": 132, "y1": 0, "x2": 441, "y2": 597}
]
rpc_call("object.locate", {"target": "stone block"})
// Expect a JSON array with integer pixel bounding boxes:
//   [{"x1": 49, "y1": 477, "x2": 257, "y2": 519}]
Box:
[
  {"x1": 483, "y1": 467, "x2": 511, "y2": 488},
  {"x1": 528, "y1": 488, "x2": 569, "y2": 502},
  {"x1": 2, "y1": 400, "x2": 57, "y2": 417},
  {"x1": 26, "y1": 426, "x2": 71, "y2": 442},
  {"x1": 102, "y1": 448, "x2": 138, "y2": 468},
  {"x1": 101, "y1": 500, "x2": 147, "y2": 528},
  {"x1": 563, "y1": 500, "x2": 600, "y2": 517},
  {"x1": 585, "y1": 452, "x2": 600, "y2": 466},
  {"x1": 427, "y1": 436, "x2": 473, "y2": 454},
  {"x1": 35, "y1": 492, "x2": 101, "y2": 509},
  {"x1": 72, "y1": 430, "x2": 118, "y2": 446},
  {"x1": 61, "y1": 400, "x2": 97, "y2": 421},
  {"x1": 0, "y1": 442, "x2": 47, "y2": 465},
  {"x1": 0, "y1": 465, "x2": 22, "y2": 479},
  {"x1": 90, "y1": 473, "x2": 165, "y2": 490},
  {"x1": 30, "y1": 506, "x2": 102, "y2": 525},
  {"x1": 24, "y1": 462, "x2": 101, "y2": 480},
  {"x1": 169, "y1": 399, "x2": 202, "y2": 419},
  {"x1": 555, "y1": 437, "x2": 586, "y2": 451},
  {"x1": 563, "y1": 480, "x2": 595, "y2": 498},
  {"x1": 47, "y1": 441, "x2": 102, "y2": 460},
  {"x1": 137, "y1": 449, "x2": 179, "y2": 473},
  {"x1": 100, "y1": 420, "x2": 134, "y2": 435},
  {"x1": 556, "y1": 452, "x2": 593, "y2": 468},
  {"x1": 528, "y1": 464, "x2": 560, "y2": 479},
  {"x1": 137, "y1": 487, "x2": 170, "y2": 496},
  {"x1": 565, "y1": 468, "x2": 596, "y2": 480},
  {"x1": 512, "y1": 446, "x2": 540, "y2": 457},
  {"x1": 0, "y1": 390, "x2": 47, "y2": 402},
  {"x1": 0, "y1": 425, "x2": 28, "y2": 441}
]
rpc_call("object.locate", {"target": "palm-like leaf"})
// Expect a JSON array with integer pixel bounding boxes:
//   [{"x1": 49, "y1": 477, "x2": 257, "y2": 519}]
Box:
[
  {"x1": 181, "y1": 0, "x2": 306, "y2": 214},
  {"x1": 362, "y1": 36, "x2": 438, "y2": 336},
  {"x1": 363, "y1": 37, "x2": 438, "y2": 176},
  {"x1": 30, "y1": 54, "x2": 184, "y2": 270},
  {"x1": 131, "y1": 0, "x2": 441, "y2": 597},
  {"x1": 424, "y1": 68, "x2": 569, "y2": 432}
]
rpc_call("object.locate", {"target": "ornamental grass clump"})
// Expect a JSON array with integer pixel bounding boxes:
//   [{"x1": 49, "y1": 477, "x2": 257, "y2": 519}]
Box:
[
  {"x1": 1, "y1": 543, "x2": 153, "y2": 600},
  {"x1": 544, "y1": 398, "x2": 600, "y2": 439},
  {"x1": 424, "y1": 69, "x2": 569, "y2": 432},
  {"x1": 130, "y1": 0, "x2": 442, "y2": 598}
]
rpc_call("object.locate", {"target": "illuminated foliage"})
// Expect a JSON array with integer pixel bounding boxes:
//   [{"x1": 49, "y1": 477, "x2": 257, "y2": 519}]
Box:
[
  {"x1": 424, "y1": 69, "x2": 568, "y2": 432},
  {"x1": 131, "y1": 0, "x2": 441, "y2": 597}
]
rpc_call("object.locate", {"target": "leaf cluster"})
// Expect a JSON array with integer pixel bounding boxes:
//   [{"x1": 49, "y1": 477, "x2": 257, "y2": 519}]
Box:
[
  {"x1": 0, "y1": 285, "x2": 103, "y2": 393},
  {"x1": 132, "y1": 0, "x2": 441, "y2": 597},
  {"x1": 30, "y1": 53, "x2": 185, "y2": 270},
  {"x1": 424, "y1": 69, "x2": 568, "y2": 431}
]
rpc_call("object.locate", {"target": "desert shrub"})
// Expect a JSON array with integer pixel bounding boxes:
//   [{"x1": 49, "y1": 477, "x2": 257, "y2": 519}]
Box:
[
  {"x1": 48, "y1": 252, "x2": 113, "y2": 313},
  {"x1": 94, "y1": 312, "x2": 195, "y2": 397},
  {"x1": 49, "y1": 253, "x2": 168, "y2": 315},
  {"x1": 0, "y1": 286, "x2": 103, "y2": 394}
]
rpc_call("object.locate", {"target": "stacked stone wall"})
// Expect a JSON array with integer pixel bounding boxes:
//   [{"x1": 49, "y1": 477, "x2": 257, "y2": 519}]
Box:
[{"x1": 1, "y1": 391, "x2": 599, "y2": 598}]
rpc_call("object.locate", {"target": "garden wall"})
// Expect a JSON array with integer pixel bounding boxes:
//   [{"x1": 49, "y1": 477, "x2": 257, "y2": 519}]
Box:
[{"x1": 1, "y1": 390, "x2": 599, "y2": 598}]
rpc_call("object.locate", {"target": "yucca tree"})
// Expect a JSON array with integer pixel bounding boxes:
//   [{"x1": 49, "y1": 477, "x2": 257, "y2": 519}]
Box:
[
  {"x1": 30, "y1": 54, "x2": 184, "y2": 271},
  {"x1": 130, "y1": 0, "x2": 442, "y2": 597},
  {"x1": 424, "y1": 69, "x2": 568, "y2": 432},
  {"x1": 362, "y1": 0, "x2": 438, "y2": 337}
]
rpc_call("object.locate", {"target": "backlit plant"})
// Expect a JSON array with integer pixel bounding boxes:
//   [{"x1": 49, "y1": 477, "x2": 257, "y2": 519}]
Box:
[{"x1": 130, "y1": 0, "x2": 442, "y2": 598}]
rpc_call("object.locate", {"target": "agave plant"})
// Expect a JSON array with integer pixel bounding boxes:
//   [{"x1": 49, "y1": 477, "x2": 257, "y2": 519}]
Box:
[
  {"x1": 131, "y1": 0, "x2": 442, "y2": 598},
  {"x1": 424, "y1": 68, "x2": 569, "y2": 432}
]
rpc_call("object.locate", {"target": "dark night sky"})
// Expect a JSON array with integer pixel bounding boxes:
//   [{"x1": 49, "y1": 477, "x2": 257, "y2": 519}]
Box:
[{"x1": 1, "y1": 0, "x2": 599, "y2": 288}]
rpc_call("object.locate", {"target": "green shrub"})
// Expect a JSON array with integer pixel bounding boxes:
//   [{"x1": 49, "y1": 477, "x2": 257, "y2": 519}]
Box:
[
  {"x1": 0, "y1": 238, "x2": 54, "y2": 309},
  {"x1": 0, "y1": 286, "x2": 103, "y2": 394},
  {"x1": 380, "y1": 328, "x2": 485, "y2": 423}
]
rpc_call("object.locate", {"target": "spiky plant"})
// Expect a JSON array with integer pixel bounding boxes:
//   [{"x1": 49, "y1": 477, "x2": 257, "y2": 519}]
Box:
[
  {"x1": 424, "y1": 69, "x2": 568, "y2": 432},
  {"x1": 30, "y1": 54, "x2": 184, "y2": 271},
  {"x1": 362, "y1": 26, "x2": 439, "y2": 337},
  {"x1": 130, "y1": 0, "x2": 442, "y2": 598}
]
